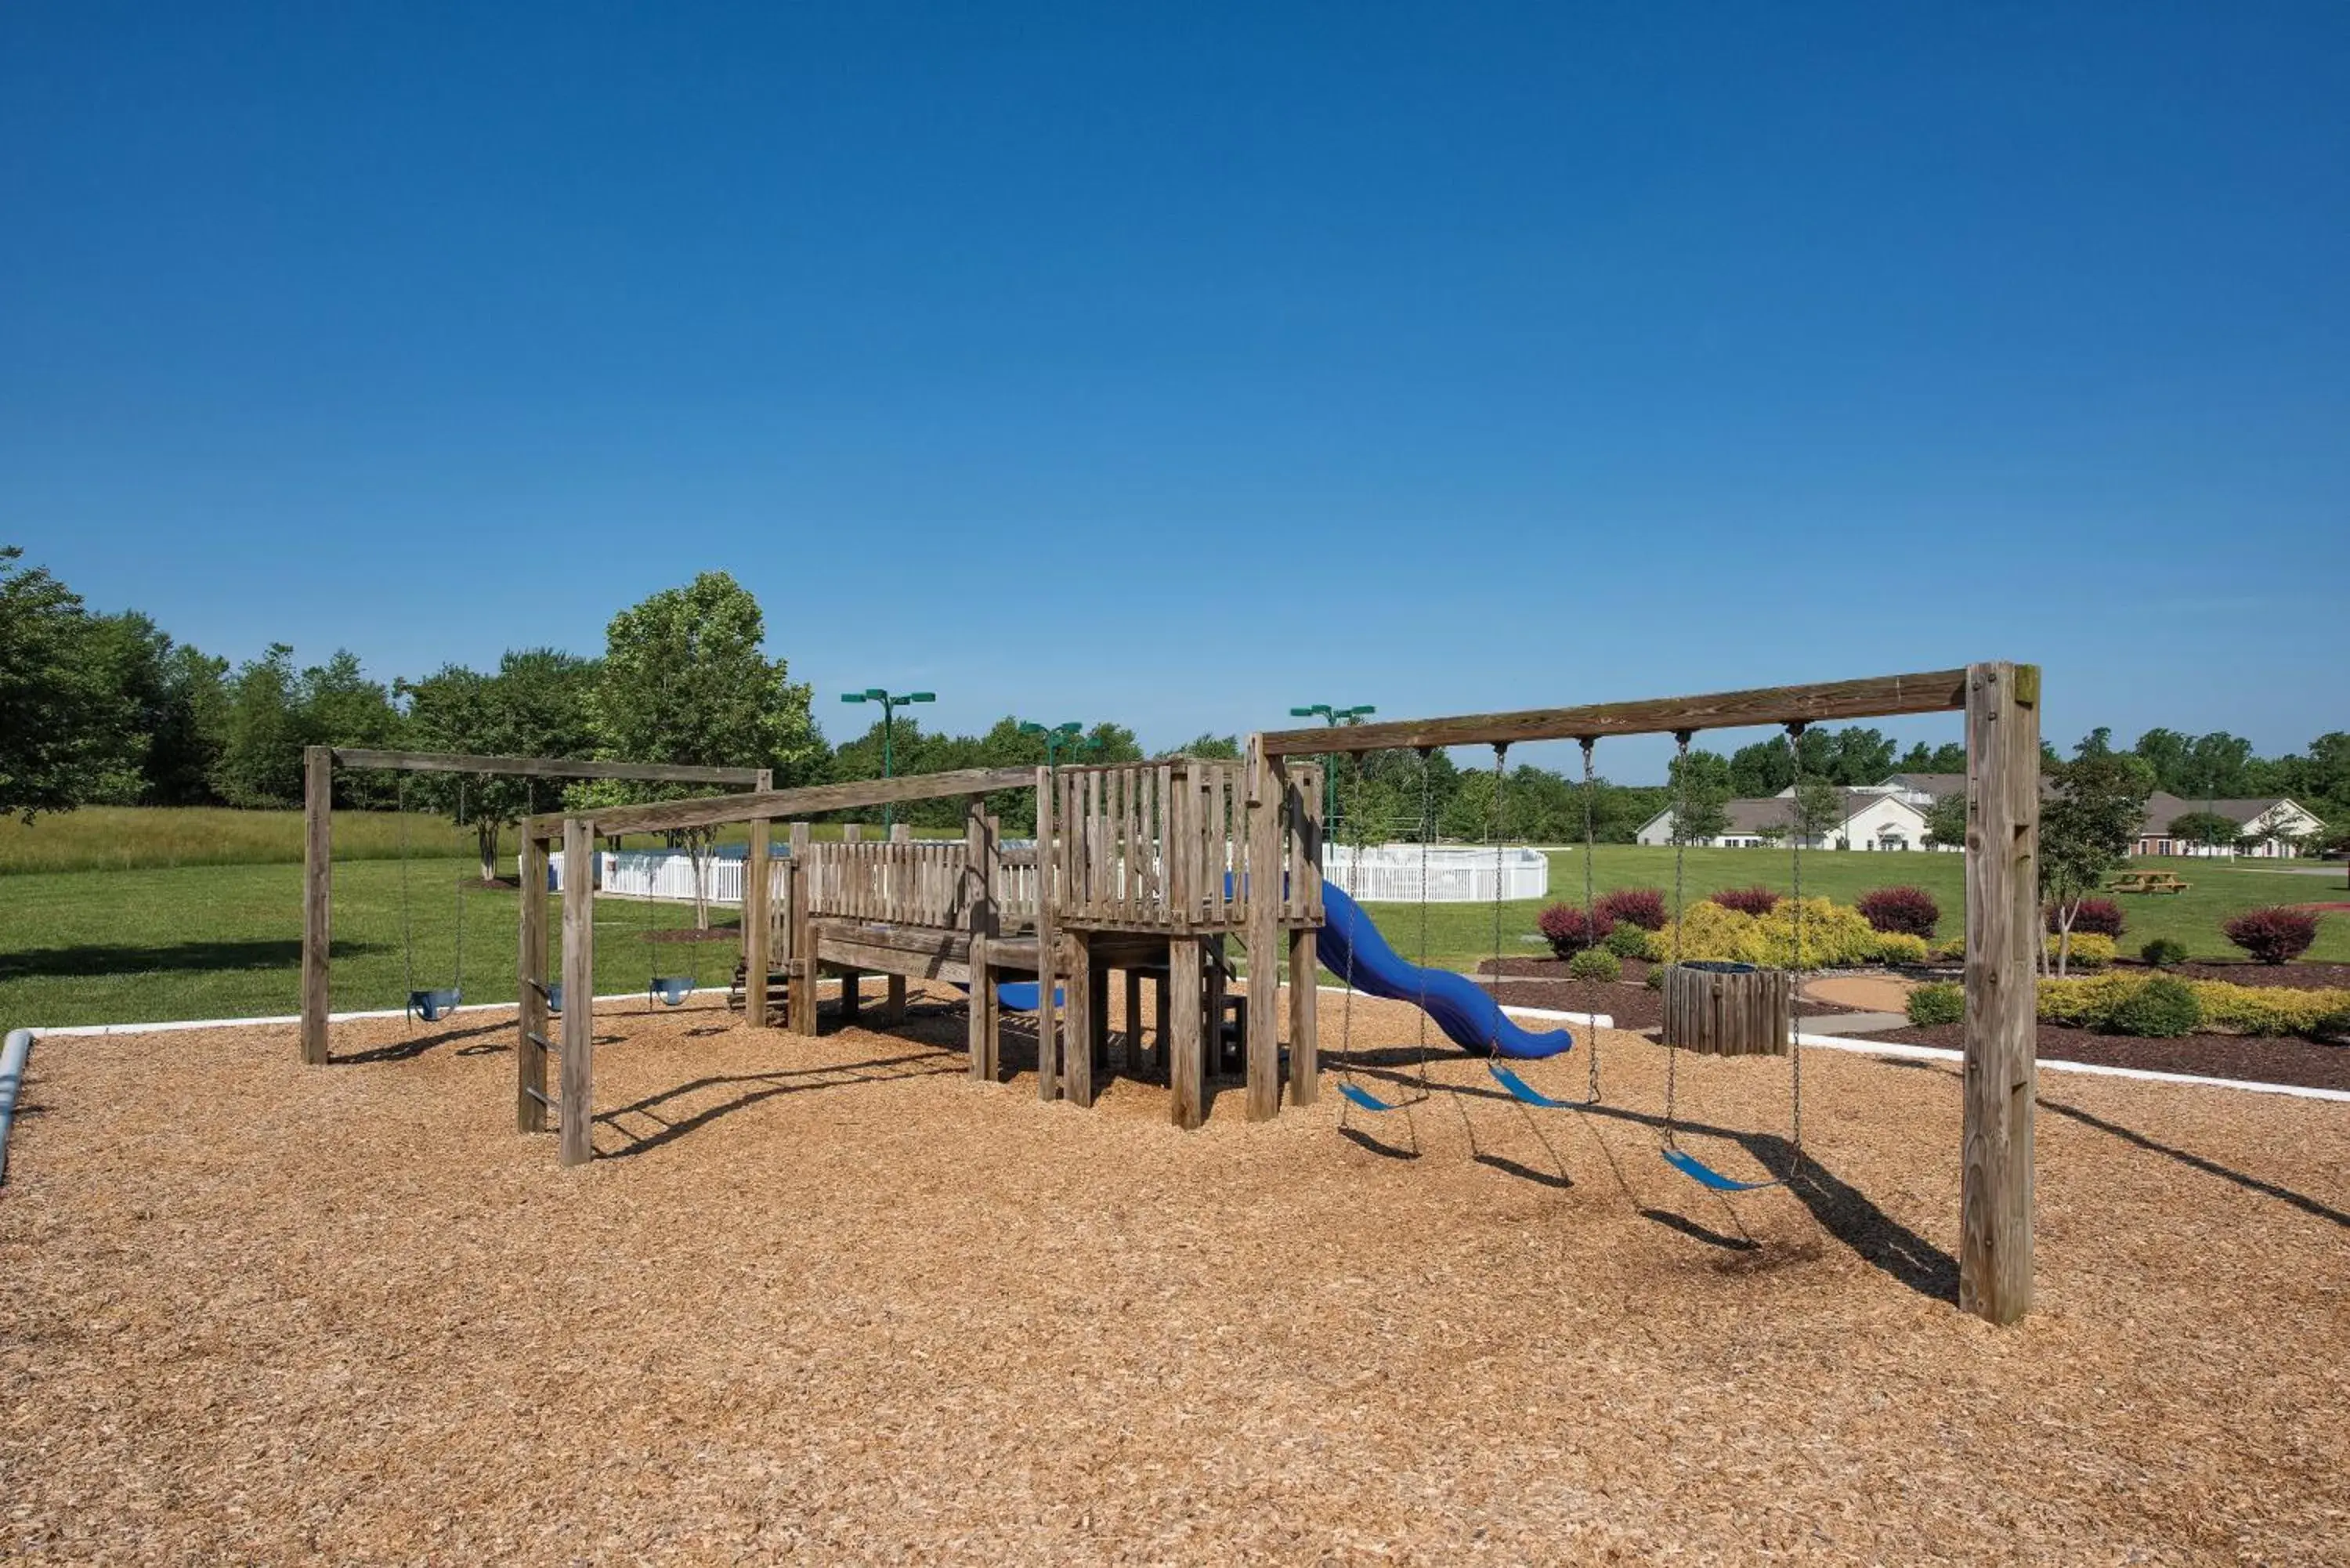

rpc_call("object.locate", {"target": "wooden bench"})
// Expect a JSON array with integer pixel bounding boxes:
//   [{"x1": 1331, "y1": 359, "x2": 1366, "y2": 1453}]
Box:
[{"x1": 2109, "y1": 871, "x2": 2191, "y2": 895}]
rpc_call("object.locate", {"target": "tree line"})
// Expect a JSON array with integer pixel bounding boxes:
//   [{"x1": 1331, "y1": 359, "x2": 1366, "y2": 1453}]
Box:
[{"x1": 6, "y1": 542, "x2": 2346, "y2": 860}]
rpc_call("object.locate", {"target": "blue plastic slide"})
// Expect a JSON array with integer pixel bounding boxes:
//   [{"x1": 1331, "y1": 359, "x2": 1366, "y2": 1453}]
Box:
[{"x1": 1317, "y1": 883, "x2": 1574, "y2": 1060}]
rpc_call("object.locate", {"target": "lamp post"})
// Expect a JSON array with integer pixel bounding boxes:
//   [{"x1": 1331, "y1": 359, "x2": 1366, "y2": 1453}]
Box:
[
  {"x1": 1289, "y1": 703, "x2": 1375, "y2": 837},
  {"x1": 1019, "y1": 720, "x2": 1089, "y2": 773},
  {"x1": 840, "y1": 688, "x2": 935, "y2": 829}
]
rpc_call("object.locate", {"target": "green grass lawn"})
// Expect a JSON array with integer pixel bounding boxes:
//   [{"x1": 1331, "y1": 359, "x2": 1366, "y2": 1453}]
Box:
[
  {"x1": 0, "y1": 804, "x2": 963, "y2": 876},
  {"x1": 3, "y1": 832, "x2": 2341, "y2": 1030}
]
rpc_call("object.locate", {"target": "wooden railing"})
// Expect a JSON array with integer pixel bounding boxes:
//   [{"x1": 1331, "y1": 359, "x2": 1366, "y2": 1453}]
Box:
[
  {"x1": 797, "y1": 837, "x2": 1040, "y2": 930},
  {"x1": 1045, "y1": 759, "x2": 1321, "y2": 931}
]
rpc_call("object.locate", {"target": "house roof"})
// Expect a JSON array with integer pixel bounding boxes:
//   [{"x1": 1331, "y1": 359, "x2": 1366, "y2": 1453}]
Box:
[
  {"x1": 2137, "y1": 793, "x2": 2308, "y2": 836},
  {"x1": 1882, "y1": 772, "x2": 1966, "y2": 798},
  {"x1": 1643, "y1": 790, "x2": 1929, "y2": 837}
]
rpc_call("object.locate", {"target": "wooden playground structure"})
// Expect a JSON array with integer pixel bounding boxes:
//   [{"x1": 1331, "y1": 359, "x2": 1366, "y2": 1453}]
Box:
[{"x1": 303, "y1": 663, "x2": 2040, "y2": 1324}]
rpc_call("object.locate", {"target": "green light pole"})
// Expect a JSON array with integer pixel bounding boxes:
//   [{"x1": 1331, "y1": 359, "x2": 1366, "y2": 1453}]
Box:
[
  {"x1": 1019, "y1": 720, "x2": 1089, "y2": 773},
  {"x1": 1289, "y1": 703, "x2": 1375, "y2": 838},
  {"x1": 841, "y1": 687, "x2": 935, "y2": 829}
]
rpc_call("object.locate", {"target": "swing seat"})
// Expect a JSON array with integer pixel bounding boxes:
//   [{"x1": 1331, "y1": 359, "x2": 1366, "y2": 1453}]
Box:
[
  {"x1": 1661, "y1": 1147, "x2": 1784, "y2": 1193},
  {"x1": 1338, "y1": 1082, "x2": 1401, "y2": 1113},
  {"x1": 649, "y1": 977, "x2": 696, "y2": 1007},
  {"x1": 408, "y1": 988, "x2": 461, "y2": 1023},
  {"x1": 545, "y1": 982, "x2": 563, "y2": 1014},
  {"x1": 1488, "y1": 1064, "x2": 1571, "y2": 1108}
]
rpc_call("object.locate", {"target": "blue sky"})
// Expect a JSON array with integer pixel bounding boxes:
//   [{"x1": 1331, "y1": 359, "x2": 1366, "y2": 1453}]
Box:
[{"x1": 5, "y1": 2, "x2": 2345, "y2": 780}]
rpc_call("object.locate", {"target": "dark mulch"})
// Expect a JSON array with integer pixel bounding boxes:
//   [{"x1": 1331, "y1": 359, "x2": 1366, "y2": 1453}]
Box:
[
  {"x1": 1869, "y1": 1022, "x2": 2350, "y2": 1093},
  {"x1": 2106, "y1": 958, "x2": 2350, "y2": 992}
]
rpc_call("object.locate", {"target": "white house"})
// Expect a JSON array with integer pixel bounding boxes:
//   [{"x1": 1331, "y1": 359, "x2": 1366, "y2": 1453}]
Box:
[
  {"x1": 1635, "y1": 788, "x2": 1946, "y2": 851},
  {"x1": 2133, "y1": 793, "x2": 2325, "y2": 858}
]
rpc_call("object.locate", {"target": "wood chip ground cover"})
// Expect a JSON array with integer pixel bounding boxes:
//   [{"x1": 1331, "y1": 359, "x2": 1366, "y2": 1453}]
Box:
[{"x1": 3, "y1": 990, "x2": 2345, "y2": 1563}]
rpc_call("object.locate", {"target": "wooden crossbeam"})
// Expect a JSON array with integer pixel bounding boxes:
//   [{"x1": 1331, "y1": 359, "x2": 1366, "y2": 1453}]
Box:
[
  {"x1": 328, "y1": 748, "x2": 764, "y2": 786},
  {"x1": 1254, "y1": 669, "x2": 1971, "y2": 757},
  {"x1": 522, "y1": 767, "x2": 1035, "y2": 842}
]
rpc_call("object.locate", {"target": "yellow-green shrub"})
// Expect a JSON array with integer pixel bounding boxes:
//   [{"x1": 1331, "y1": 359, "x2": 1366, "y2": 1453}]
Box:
[
  {"x1": 2189, "y1": 981, "x2": 2350, "y2": 1036},
  {"x1": 1932, "y1": 936, "x2": 1965, "y2": 963},
  {"x1": 1751, "y1": 896, "x2": 1885, "y2": 968},
  {"x1": 1874, "y1": 931, "x2": 1930, "y2": 966},
  {"x1": 2045, "y1": 932, "x2": 2116, "y2": 971},
  {"x1": 1648, "y1": 899, "x2": 1759, "y2": 965},
  {"x1": 2035, "y1": 974, "x2": 2350, "y2": 1036}
]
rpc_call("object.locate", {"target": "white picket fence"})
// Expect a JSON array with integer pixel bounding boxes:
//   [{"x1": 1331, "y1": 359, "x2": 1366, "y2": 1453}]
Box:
[
  {"x1": 1321, "y1": 844, "x2": 1549, "y2": 903},
  {"x1": 538, "y1": 848, "x2": 781, "y2": 906}
]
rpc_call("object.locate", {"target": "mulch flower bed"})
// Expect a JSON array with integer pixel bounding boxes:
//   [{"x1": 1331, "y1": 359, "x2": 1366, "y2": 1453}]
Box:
[
  {"x1": 1871, "y1": 1020, "x2": 2350, "y2": 1093},
  {"x1": 2104, "y1": 958, "x2": 2350, "y2": 991}
]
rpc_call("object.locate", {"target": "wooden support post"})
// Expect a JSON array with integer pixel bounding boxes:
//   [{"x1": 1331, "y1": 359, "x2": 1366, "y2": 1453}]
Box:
[
  {"x1": 841, "y1": 970, "x2": 862, "y2": 1022},
  {"x1": 787, "y1": 822, "x2": 817, "y2": 1035},
  {"x1": 1154, "y1": 974, "x2": 1170, "y2": 1083},
  {"x1": 743, "y1": 817, "x2": 772, "y2": 1028},
  {"x1": 1065, "y1": 931, "x2": 1096, "y2": 1108},
  {"x1": 300, "y1": 744, "x2": 332, "y2": 1065},
  {"x1": 559, "y1": 818, "x2": 596, "y2": 1168},
  {"x1": 964, "y1": 800, "x2": 998, "y2": 1080},
  {"x1": 1244, "y1": 736, "x2": 1283, "y2": 1121},
  {"x1": 1120, "y1": 968, "x2": 1142, "y2": 1075},
  {"x1": 518, "y1": 831, "x2": 551, "y2": 1132},
  {"x1": 1035, "y1": 767, "x2": 1060, "y2": 1102},
  {"x1": 1090, "y1": 958, "x2": 1112, "y2": 1072},
  {"x1": 886, "y1": 822, "x2": 912, "y2": 1022},
  {"x1": 1961, "y1": 660, "x2": 2041, "y2": 1325},
  {"x1": 1204, "y1": 938, "x2": 1228, "y2": 1078},
  {"x1": 1289, "y1": 928, "x2": 1318, "y2": 1106},
  {"x1": 1169, "y1": 937, "x2": 1205, "y2": 1129}
]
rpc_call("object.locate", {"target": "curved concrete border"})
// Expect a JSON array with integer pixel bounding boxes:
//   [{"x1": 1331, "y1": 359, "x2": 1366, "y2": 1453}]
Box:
[
  {"x1": 1793, "y1": 1029, "x2": 2350, "y2": 1104},
  {"x1": 1, "y1": 1028, "x2": 31, "y2": 1185}
]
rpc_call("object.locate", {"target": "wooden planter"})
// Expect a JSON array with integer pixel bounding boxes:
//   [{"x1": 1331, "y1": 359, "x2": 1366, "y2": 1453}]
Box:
[{"x1": 1661, "y1": 961, "x2": 1793, "y2": 1057}]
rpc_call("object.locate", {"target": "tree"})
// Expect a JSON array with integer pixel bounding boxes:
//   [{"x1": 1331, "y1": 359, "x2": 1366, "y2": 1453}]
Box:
[
  {"x1": 1665, "y1": 747, "x2": 1733, "y2": 845},
  {"x1": 212, "y1": 645, "x2": 307, "y2": 807},
  {"x1": 1170, "y1": 733, "x2": 1240, "y2": 759},
  {"x1": 2167, "y1": 810, "x2": 2242, "y2": 857},
  {"x1": 1895, "y1": 739, "x2": 1968, "y2": 774},
  {"x1": 2040, "y1": 753, "x2": 2152, "y2": 977},
  {"x1": 1788, "y1": 776, "x2": 1844, "y2": 845},
  {"x1": 589, "y1": 573, "x2": 819, "y2": 927},
  {"x1": 0, "y1": 545, "x2": 121, "y2": 821},
  {"x1": 1922, "y1": 789, "x2": 1969, "y2": 851},
  {"x1": 402, "y1": 650, "x2": 598, "y2": 882}
]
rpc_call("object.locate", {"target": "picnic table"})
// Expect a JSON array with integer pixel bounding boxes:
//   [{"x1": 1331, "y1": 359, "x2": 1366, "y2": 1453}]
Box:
[{"x1": 2110, "y1": 870, "x2": 2192, "y2": 894}]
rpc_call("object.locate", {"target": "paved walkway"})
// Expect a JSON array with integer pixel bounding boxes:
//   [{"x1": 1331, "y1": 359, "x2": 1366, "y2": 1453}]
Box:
[{"x1": 1791, "y1": 1009, "x2": 1911, "y2": 1036}]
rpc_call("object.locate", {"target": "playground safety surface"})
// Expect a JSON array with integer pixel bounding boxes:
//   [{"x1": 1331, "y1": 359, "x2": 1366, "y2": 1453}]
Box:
[{"x1": 4, "y1": 992, "x2": 2345, "y2": 1562}]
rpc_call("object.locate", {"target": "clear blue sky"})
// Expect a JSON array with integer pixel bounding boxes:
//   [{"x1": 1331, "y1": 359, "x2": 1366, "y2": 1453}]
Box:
[{"x1": 5, "y1": 2, "x2": 2345, "y2": 781}]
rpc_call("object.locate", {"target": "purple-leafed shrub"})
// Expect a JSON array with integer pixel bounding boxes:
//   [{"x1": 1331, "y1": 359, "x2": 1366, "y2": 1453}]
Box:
[
  {"x1": 1856, "y1": 885, "x2": 1940, "y2": 938},
  {"x1": 1710, "y1": 886, "x2": 1781, "y2": 917},
  {"x1": 1537, "y1": 904, "x2": 1608, "y2": 959},
  {"x1": 1595, "y1": 887, "x2": 1668, "y2": 932},
  {"x1": 2222, "y1": 906, "x2": 2319, "y2": 965},
  {"x1": 2051, "y1": 898, "x2": 2126, "y2": 938}
]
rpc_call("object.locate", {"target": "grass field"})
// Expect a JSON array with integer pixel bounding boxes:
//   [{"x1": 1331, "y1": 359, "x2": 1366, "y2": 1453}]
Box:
[
  {"x1": 3, "y1": 844, "x2": 2342, "y2": 1030},
  {"x1": 0, "y1": 805, "x2": 962, "y2": 875}
]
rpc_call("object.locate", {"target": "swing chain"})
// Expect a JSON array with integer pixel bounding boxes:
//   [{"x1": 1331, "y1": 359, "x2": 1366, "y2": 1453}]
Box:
[
  {"x1": 1579, "y1": 736, "x2": 1600, "y2": 1104},
  {"x1": 1662, "y1": 730, "x2": 1694, "y2": 1147},
  {"x1": 398, "y1": 773, "x2": 415, "y2": 1001},
  {"x1": 1783, "y1": 724, "x2": 1808, "y2": 1172}
]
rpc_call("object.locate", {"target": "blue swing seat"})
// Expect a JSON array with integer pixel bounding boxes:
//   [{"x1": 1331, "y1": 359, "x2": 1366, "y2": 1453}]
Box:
[
  {"x1": 408, "y1": 988, "x2": 461, "y2": 1023},
  {"x1": 1661, "y1": 1147, "x2": 1784, "y2": 1193},
  {"x1": 649, "y1": 977, "x2": 696, "y2": 1007},
  {"x1": 1337, "y1": 1082, "x2": 1401, "y2": 1113},
  {"x1": 544, "y1": 981, "x2": 563, "y2": 1014},
  {"x1": 1488, "y1": 1064, "x2": 1571, "y2": 1108}
]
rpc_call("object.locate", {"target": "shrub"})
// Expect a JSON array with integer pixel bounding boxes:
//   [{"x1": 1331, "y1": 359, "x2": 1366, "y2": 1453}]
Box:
[
  {"x1": 1874, "y1": 932, "x2": 1930, "y2": 966},
  {"x1": 2222, "y1": 906, "x2": 2320, "y2": 965},
  {"x1": 2108, "y1": 977, "x2": 2202, "y2": 1039},
  {"x1": 2052, "y1": 898, "x2": 2126, "y2": 938},
  {"x1": 1856, "y1": 886, "x2": 1940, "y2": 938},
  {"x1": 1907, "y1": 982, "x2": 1963, "y2": 1027},
  {"x1": 1709, "y1": 886, "x2": 1781, "y2": 917},
  {"x1": 2045, "y1": 932, "x2": 2116, "y2": 971},
  {"x1": 1595, "y1": 887, "x2": 1669, "y2": 932},
  {"x1": 1567, "y1": 948, "x2": 1622, "y2": 983},
  {"x1": 1644, "y1": 965, "x2": 1667, "y2": 991},
  {"x1": 2308, "y1": 1008, "x2": 2350, "y2": 1046},
  {"x1": 2190, "y1": 981, "x2": 2350, "y2": 1036},
  {"x1": 1537, "y1": 904, "x2": 1606, "y2": 959},
  {"x1": 1603, "y1": 922, "x2": 1656, "y2": 961},
  {"x1": 1932, "y1": 937, "x2": 1965, "y2": 963},
  {"x1": 1655, "y1": 896, "x2": 1885, "y2": 970},
  {"x1": 2139, "y1": 937, "x2": 2189, "y2": 968},
  {"x1": 2037, "y1": 975, "x2": 2138, "y2": 1029},
  {"x1": 1647, "y1": 900, "x2": 1759, "y2": 966}
]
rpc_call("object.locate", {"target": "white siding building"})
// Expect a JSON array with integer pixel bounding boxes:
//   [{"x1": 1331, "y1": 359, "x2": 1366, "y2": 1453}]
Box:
[{"x1": 1635, "y1": 788, "x2": 1946, "y2": 851}]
